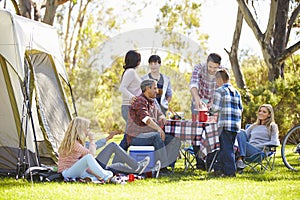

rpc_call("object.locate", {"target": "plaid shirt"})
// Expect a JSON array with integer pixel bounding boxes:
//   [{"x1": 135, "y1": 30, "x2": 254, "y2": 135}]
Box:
[
  {"x1": 189, "y1": 63, "x2": 219, "y2": 103},
  {"x1": 210, "y1": 83, "x2": 243, "y2": 133},
  {"x1": 126, "y1": 93, "x2": 164, "y2": 138}
]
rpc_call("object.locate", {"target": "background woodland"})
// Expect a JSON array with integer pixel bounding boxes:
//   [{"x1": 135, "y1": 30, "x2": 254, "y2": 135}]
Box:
[{"x1": 3, "y1": 0, "x2": 300, "y2": 138}]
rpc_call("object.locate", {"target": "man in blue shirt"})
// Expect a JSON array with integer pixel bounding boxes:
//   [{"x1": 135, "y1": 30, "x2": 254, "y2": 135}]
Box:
[{"x1": 209, "y1": 68, "x2": 243, "y2": 177}]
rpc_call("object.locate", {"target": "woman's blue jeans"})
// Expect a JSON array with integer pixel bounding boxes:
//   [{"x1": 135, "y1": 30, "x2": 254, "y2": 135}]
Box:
[
  {"x1": 62, "y1": 154, "x2": 113, "y2": 181},
  {"x1": 119, "y1": 105, "x2": 130, "y2": 151},
  {"x1": 236, "y1": 130, "x2": 261, "y2": 158}
]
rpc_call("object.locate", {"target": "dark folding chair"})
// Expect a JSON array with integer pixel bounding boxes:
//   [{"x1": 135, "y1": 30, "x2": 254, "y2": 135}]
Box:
[{"x1": 182, "y1": 145, "x2": 218, "y2": 172}]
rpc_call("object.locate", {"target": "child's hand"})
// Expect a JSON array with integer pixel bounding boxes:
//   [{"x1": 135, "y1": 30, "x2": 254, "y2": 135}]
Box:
[{"x1": 88, "y1": 132, "x2": 95, "y2": 141}]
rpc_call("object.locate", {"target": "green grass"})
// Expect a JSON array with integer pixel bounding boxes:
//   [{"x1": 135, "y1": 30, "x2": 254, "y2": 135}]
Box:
[{"x1": 1, "y1": 136, "x2": 300, "y2": 200}]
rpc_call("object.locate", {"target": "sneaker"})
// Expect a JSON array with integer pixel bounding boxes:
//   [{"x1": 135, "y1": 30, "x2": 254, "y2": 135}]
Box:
[
  {"x1": 159, "y1": 167, "x2": 172, "y2": 176},
  {"x1": 137, "y1": 156, "x2": 150, "y2": 175},
  {"x1": 152, "y1": 160, "x2": 161, "y2": 178},
  {"x1": 236, "y1": 160, "x2": 247, "y2": 169},
  {"x1": 109, "y1": 176, "x2": 122, "y2": 184}
]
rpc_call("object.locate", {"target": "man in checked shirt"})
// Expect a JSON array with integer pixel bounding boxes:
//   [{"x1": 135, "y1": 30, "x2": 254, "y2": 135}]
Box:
[{"x1": 189, "y1": 53, "x2": 224, "y2": 171}]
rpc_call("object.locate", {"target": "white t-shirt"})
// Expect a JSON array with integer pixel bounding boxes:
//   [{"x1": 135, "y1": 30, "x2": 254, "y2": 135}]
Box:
[{"x1": 119, "y1": 68, "x2": 142, "y2": 105}]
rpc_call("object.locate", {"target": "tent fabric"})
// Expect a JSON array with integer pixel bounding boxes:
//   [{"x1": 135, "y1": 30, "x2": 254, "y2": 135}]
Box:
[
  {"x1": 0, "y1": 9, "x2": 68, "y2": 82},
  {"x1": 0, "y1": 9, "x2": 72, "y2": 176}
]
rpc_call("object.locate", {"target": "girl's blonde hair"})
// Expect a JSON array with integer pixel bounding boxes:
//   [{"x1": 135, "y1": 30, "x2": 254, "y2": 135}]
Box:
[
  {"x1": 252, "y1": 104, "x2": 276, "y2": 136},
  {"x1": 58, "y1": 117, "x2": 90, "y2": 156}
]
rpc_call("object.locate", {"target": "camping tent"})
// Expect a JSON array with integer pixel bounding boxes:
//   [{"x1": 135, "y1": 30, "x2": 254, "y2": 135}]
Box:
[{"x1": 0, "y1": 9, "x2": 74, "y2": 176}]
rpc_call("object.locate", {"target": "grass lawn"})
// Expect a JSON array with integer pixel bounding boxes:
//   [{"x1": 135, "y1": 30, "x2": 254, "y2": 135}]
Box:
[{"x1": 1, "y1": 135, "x2": 300, "y2": 200}]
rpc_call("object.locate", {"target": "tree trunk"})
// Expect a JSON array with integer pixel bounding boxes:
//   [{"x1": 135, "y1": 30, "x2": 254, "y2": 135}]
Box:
[
  {"x1": 226, "y1": 6, "x2": 246, "y2": 89},
  {"x1": 273, "y1": 0, "x2": 289, "y2": 78},
  {"x1": 19, "y1": 0, "x2": 32, "y2": 18},
  {"x1": 42, "y1": 0, "x2": 58, "y2": 25}
]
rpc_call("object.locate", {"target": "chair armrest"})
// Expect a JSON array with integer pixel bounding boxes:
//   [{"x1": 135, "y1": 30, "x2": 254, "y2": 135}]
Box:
[
  {"x1": 265, "y1": 144, "x2": 278, "y2": 148},
  {"x1": 263, "y1": 145, "x2": 277, "y2": 152}
]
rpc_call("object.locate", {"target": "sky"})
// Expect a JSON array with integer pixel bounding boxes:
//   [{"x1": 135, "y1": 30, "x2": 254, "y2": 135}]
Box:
[{"x1": 105, "y1": 0, "x2": 267, "y2": 68}]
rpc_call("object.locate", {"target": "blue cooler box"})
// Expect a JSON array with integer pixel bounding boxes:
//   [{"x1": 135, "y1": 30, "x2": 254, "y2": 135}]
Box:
[{"x1": 129, "y1": 146, "x2": 155, "y2": 172}]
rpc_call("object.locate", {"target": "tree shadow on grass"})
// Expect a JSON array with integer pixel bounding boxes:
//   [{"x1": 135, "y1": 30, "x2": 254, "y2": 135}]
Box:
[{"x1": 157, "y1": 165, "x2": 300, "y2": 183}]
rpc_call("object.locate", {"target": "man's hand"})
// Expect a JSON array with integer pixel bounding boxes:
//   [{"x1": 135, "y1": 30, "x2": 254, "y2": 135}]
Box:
[
  {"x1": 158, "y1": 128, "x2": 165, "y2": 141},
  {"x1": 106, "y1": 130, "x2": 120, "y2": 141},
  {"x1": 159, "y1": 116, "x2": 167, "y2": 125},
  {"x1": 146, "y1": 118, "x2": 166, "y2": 141},
  {"x1": 194, "y1": 98, "x2": 207, "y2": 110},
  {"x1": 191, "y1": 87, "x2": 206, "y2": 110}
]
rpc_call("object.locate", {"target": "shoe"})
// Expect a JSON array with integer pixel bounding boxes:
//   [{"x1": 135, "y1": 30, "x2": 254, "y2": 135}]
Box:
[
  {"x1": 159, "y1": 167, "x2": 172, "y2": 176},
  {"x1": 213, "y1": 170, "x2": 223, "y2": 177},
  {"x1": 109, "y1": 176, "x2": 124, "y2": 184},
  {"x1": 236, "y1": 160, "x2": 247, "y2": 169},
  {"x1": 222, "y1": 173, "x2": 236, "y2": 177},
  {"x1": 152, "y1": 160, "x2": 161, "y2": 178},
  {"x1": 208, "y1": 171, "x2": 236, "y2": 178},
  {"x1": 137, "y1": 156, "x2": 150, "y2": 175},
  {"x1": 196, "y1": 164, "x2": 206, "y2": 171}
]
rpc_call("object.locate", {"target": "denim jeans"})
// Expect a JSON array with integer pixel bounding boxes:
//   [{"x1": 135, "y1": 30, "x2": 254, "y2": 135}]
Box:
[
  {"x1": 119, "y1": 105, "x2": 130, "y2": 151},
  {"x1": 164, "y1": 134, "x2": 181, "y2": 168},
  {"x1": 97, "y1": 142, "x2": 139, "y2": 174},
  {"x1": 129, "y1": 131, "x2": 168, "y2": 167},
  {"x1": 62, "y1": 154, "x2": 113, "y2": 181},
  {"x1": 121, "y1": 105, "x2": 129, "y2": 122},
  {"x1": 236, "y1": 130, "x2": 261, "y2": 158},
  {"x1": 214, "y1": 128, "x2": 237, "y2": 176}
]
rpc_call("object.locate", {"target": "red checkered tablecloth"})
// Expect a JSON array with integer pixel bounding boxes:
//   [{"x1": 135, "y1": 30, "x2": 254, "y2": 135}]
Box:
[{"x1": 164, "y1": 120, "x2": 220, "y2": 157}]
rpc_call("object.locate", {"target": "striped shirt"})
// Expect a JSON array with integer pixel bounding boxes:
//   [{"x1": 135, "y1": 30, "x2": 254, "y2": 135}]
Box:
[
  {"x1": 210, "y1": 83, "x2": 243, "y2": 132},
  {"x1": 57, "y1": 141, "x2": 90, "y2": 173},
  {"x1": 189, "y1": 63, "x2": 221, "y2": 103}
]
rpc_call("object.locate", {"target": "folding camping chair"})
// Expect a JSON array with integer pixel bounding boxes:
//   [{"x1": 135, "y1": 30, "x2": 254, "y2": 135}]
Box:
[
  {"x1": 239, "y1": 124, "x2": 278, "y2": 173},
  {"x1": 182, "y1": 144, "x2": 218, "y2": 172},
  {"x1": 182, "y1": 145, "x2": 197, "y2": 171},
  {"x1": 242, "y1": 145, "x2": 277, "y2": 173}
]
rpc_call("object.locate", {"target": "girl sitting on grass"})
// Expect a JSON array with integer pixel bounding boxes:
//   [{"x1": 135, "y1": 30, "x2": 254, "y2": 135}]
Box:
[{"x1": 58, "y1": 117, "x2": 149, "y2": 183}]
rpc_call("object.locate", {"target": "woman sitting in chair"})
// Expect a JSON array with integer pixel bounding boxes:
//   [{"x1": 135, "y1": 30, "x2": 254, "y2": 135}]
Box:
[{"x1": 236, "y1": 104, "x2": 280, "y2": 170}]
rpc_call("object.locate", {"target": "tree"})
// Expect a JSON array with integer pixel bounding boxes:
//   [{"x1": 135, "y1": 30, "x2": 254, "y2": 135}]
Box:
[
  {"x1": 156, "y1": 0, "x2": 208, "y2": 66},
  {"x1": 13, "y1": 0, "x2": 69, "y2": 25},
  {"x1": 235, "y1": 0, "x2": 300, "y2": 82},
  {"x1": 225, "y1": 3, "x2": 246, "y2": 89}
]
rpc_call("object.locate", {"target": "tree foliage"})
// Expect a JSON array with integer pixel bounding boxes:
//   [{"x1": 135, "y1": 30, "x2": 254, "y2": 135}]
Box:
[
  {"x1": 155, "y1": 0, "x2": 208, "y2": 66},
  {"x1": 5, "y1": 0, "x2": 299, "y2": 136},
  {"x1": 239, "y1": 54, "x2": 300, "y2": 137}
]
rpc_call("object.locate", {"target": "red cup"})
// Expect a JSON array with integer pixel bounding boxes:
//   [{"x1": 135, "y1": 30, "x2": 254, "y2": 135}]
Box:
[
  {"x1": 128, "y1": 174, "x2": 135, "y2": 182},
  {"x1": 198, "y1": 111, "x2": 208, "y2": 122}
]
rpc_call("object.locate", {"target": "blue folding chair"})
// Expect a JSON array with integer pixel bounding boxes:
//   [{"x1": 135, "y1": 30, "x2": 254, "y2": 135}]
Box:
[
  {"x1": 243, "y1": 145, "x2": 277, "y2": 173},
  {"x1": 239, "y1": 124, "x2": 278, "y2": 173}
]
